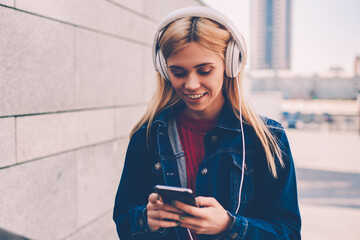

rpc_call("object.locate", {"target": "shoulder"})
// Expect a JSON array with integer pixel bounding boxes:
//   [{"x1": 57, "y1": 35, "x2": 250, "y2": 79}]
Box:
[
  {"x1": 130, "y1": 108, "x2": 173, "y2": 146},
  {"x1": 260, "y1": 116, "x2": 285, "y2": 134},
  {"x1": 259, "y1": 116, "x2": 293, "y2": 157},
  {"x1": 128, "y1": 121, "x2": 152, "y2": 151}
]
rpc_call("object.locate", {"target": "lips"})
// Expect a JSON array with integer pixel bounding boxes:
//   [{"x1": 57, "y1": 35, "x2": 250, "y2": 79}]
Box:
[{"x1": 184, "y1": 93, "x2": 206, "y2": 100}]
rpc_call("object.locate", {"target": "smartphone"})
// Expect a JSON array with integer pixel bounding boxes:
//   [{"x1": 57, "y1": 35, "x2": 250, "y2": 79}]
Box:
[{"x1": 154, "y1": 185, "x2": 198, "y2": 207}]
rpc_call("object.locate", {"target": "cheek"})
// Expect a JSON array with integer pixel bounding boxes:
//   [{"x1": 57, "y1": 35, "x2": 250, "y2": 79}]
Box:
[
  {"x1": 169, "y1": 81, "x2": 183, "y2": 94},
  {"x1": 209, "y1": 75, "x2": 224, "y2": 93}
]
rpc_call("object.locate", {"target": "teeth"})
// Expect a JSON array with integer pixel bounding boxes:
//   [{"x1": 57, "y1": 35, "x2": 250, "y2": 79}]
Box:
[{"x1": 186, "y1": 93, "x2": 205, "y2": 99}]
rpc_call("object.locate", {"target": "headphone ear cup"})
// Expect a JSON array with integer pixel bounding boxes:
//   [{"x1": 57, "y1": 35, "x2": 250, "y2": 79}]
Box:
[
  {"x1": 156, "y1": 49, "x2": 171, "y2": 81},
  {"x1": 225, "y1": 39, "x2": 241, "y2": 78}
]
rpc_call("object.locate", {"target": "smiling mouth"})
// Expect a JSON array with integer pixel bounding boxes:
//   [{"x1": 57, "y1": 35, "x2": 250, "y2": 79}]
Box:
[{"x1": 184, "y1": 93, "x2": 206, "y2": 100}]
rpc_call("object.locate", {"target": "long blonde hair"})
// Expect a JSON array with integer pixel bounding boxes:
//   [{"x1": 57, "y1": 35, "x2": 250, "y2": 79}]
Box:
[{"x1": 131, "y1": 17, "x2": 284, "y2": 177}]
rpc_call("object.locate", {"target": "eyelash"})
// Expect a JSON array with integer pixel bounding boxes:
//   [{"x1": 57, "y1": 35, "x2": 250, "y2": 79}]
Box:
[
  {"x1": 173, "y1": 72, "x2": 186, "y2": 78},
  {"x1": 199, "y1": 70, "x2": 211, "y2": 76},
  {"x1": 172, "y1": 70, "x2": 212, "y2": 78}
]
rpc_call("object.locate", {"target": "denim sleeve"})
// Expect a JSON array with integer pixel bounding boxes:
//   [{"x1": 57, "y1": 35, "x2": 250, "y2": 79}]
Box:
[
  {"x1": 112, "y1": 129, "x2": 170, "y2": 239},
  {"x1": 218, "y1": 125, "x2": 301, "y2": 240}
]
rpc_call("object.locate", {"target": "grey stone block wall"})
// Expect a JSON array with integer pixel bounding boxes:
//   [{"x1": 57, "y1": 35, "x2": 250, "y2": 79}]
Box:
[
  {"x1": 0, "y1": 0, "x2": 204, "y2": 239},
  {"x1": 16, "y1": 109, "x2": 115, "y2": 163},
  {"x1": 0, "y1": 152, "x2": 78, "y2": 240},
  {"x1": 0, "y1": 7, "x2": 76, "y2": 116},
  {"x1": 0, "y1": 117, "x2": 15, "y2": 167},
  {"x1": 0, "y1": 0, "x2": 13, "y2": 7}
]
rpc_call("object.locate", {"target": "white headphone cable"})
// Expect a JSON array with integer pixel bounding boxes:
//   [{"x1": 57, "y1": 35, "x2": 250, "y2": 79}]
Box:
[
  {"x1": 235, "y1": 76, "x2": 246, "y2": 214},
  {"x1": 186, "y1": 77, "x2": 245, "y2": 239},
  {"x1": 187, "y1": 228, "x2": 194, "y2": 240}
]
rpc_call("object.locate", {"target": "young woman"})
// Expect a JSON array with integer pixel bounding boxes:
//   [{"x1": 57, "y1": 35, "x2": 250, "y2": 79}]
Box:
[{"x1": 113, "y1": 7, "x2": 301, "y2": 240}]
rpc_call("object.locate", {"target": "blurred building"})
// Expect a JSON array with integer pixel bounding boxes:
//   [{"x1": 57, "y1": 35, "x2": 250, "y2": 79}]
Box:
[
  {"x1": 251, "y1": 0, "x2": 292, "y2": 70},
  {"x1": 250, "y1": 71, "x2": 360, "y2": 100},
  {"x1": 355, "y1": 56, "x2": 360, "y2": 76}
]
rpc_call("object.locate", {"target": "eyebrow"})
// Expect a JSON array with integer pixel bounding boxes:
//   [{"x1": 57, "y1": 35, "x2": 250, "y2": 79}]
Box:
[{"x1": 168, "y1": 63, "x2": 214, "y2": 69}]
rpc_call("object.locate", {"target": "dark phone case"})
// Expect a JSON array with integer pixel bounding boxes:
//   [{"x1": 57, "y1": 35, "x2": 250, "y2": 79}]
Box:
[{"x1": 154, "y1": 185, "x2": 198, "y2": 207}]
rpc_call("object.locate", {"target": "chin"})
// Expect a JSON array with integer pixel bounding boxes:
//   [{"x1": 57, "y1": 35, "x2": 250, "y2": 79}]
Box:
[{"x1": 187, "y1": 106, "x2": 208, "y2": 114}]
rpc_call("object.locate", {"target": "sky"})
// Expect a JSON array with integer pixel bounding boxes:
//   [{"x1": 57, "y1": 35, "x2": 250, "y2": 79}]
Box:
[{"x1": 203, "y1": 0, "x2": 360, "y2": 76}]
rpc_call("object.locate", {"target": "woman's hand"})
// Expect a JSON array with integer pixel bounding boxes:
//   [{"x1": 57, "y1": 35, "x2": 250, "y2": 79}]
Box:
[
  {"x1": 146, "y1": 193, "x2": 184, "y2": 231},
  {"x1": 174, "y1": 196, "x2": 233, "y2": 235}
]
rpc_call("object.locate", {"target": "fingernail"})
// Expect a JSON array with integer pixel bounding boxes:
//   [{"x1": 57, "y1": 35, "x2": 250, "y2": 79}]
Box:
[
  {"x1": 157, "y1": 195, "x2": 160, "y2": 200},
  {"x1": 176, "y1": 221, "x2": 181, "y2": 226},
  {"x1": 179, "y1": 215, "x2": 185, "y2": 220},
  {"x1": 171, "y1": 200, "x2": 177, "y2": 206}
]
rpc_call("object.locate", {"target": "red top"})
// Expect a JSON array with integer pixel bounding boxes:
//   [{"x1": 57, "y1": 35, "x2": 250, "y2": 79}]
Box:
[
  {"x1": 176, "y1": 111, "x2": 216, "y2": 240},
  {"x1": 176, "y1": 111, "x2": 217, "y2": 193}
]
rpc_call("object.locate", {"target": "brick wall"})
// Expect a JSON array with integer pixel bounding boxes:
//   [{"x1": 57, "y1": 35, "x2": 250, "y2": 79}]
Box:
[{"x1": 0, "y1": 1, "x2": 204, "y2": 239}]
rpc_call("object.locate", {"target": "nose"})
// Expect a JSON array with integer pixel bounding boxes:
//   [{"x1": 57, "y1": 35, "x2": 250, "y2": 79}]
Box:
[{"x1": 184, "y1": 73, "x2": 200, "y2": 91}]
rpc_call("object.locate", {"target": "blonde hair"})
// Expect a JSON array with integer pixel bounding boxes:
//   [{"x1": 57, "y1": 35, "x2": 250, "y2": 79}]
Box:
[{"x1": 131, "y1": 17, "x2": 284, "y2": 177}]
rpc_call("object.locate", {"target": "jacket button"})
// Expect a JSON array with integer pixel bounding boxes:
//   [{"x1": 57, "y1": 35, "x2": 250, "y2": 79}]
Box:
[
  {"x1": 201, "y1": 168, "x2": 208, "y2": 175},
  {"x1": 154, "y1": 162, "x2": 162, "y2": 171},
  {"x1": 210, "y1": 135, "x2": 218, "y2": 143},
  {"x1": 229, "y1": 232, "x2": 238, "y2": 239}
]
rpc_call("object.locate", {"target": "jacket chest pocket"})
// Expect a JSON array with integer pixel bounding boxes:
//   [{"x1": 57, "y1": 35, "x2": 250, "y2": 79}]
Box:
[
  {"x1": 229, "y1": 151, "x2": 255, "y2": 213},
  {"x1": 156, "y1": 156, "x2": 183, "y2": 187}
]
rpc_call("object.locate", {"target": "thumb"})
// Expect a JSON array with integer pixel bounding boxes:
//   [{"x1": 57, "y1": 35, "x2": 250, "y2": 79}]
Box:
[{"x1": 195, "y1": 196, "x2": 219, "y2": 208}]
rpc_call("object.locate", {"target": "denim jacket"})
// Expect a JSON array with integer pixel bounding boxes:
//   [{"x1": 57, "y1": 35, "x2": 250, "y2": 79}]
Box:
[{"x1": 113, "y1": 103, "x2": 301, "y2": 239}]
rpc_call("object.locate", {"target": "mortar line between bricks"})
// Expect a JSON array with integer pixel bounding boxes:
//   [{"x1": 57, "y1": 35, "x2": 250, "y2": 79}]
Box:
[
  {"x1": 0, "y1": 4, "x2": 152, "y2": 47},
  {"x1": 14, "y1": 117, "x2": 18, "y2": 165},
  {"x1": 0, "y1": 102, "x2": 148, "y2": 119},
  {"x1": 0, "y1": 137, "x2": 127, "y2": 170},
  {"x1": 60, "y1": 209, "x2": 113, "y2": 240},
  {"x1": 105, "y1": 0, "x2": 158, "y2": 23}
]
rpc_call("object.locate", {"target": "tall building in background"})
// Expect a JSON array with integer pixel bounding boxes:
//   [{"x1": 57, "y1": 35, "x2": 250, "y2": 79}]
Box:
[
  {"x1": 355, "y1": 56, "x2": 360, "y2": 76},
  {"x1": 251, "y1": 0, "x2": 292, "y2": 70}
]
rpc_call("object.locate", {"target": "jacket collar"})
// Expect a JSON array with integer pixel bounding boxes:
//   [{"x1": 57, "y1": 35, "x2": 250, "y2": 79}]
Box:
[
  {"x1": 151, "y1": 105, "x2": 177, "y2": 127},
  {"x1": 215, "y1": 102, "x2": 243, "y2": 132}
]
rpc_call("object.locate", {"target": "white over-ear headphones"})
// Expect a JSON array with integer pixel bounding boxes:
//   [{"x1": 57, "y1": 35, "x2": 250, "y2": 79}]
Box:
[{"x1": 152, "y1": 6, "x2": 247, "y2": 81}]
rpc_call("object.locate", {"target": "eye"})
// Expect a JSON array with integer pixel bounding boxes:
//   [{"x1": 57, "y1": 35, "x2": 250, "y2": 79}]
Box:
[
  {"x1": 170, "y1": 69, "x2": 187, "y2": 78},
  {"x1": 198, "y1": 68, "x2": 212, "y2": 76},
  {"x1": 198, "y1": 70, "x2": 211, "y2": 76}
]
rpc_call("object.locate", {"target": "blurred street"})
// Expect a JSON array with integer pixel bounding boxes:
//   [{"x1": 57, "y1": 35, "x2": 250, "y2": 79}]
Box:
[{"x1": 287, "y1": 129, "x2": 360, "y2": 240}]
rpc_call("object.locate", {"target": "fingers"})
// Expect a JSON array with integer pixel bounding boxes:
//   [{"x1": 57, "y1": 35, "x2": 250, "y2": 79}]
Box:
[
  {"x1": 195, "y1": 196, "x2": 219, "y2": 207},
  {"x1": 147, "y1": 193, "x2": 183, "y2": 231},
  {"x1": 149, "y1": 196, "x2": 229, "y2": 235},
  {"x1": 175, "y1": 197, "x2": 232, "y2": 235},
  {"x1": 148, "y1": 193, "x2": 184, "y2": 214},
  {"x1": 162, "y1": 203, "x2": 184, "y2": 214},
  {"x1": 148, "y1": 193, "x2": 161, "y2": 203},
  {"x1": 148, "y1": 219, "x2": 179, "y2": 230},
  {"x1": 149, "y1": 202, "x2": 183, "y2": 214},
  {"x1": 174, "y1": 214, "x2": 206, "y2": 234},
  {"x1": 148, "y1": 194, "x2": 225, "y2": 234},
  {"x1": 172, "y1": 200, "x2": 202, "y2": 216},
  {"x1": 178, "y1": 215, "x2": 202, "y2": 226},
  {"x1": 165, "y1": 197, "x2": 223, "y2": 217},
  {"x1": 147, "y1": 209, "x2": 182, "y2": 222}
]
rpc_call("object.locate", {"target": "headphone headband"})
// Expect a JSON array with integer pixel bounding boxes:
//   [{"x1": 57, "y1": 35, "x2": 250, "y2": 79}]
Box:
[{"x1": 152, "y1": 6, "x2": 247, "y2": 79}]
